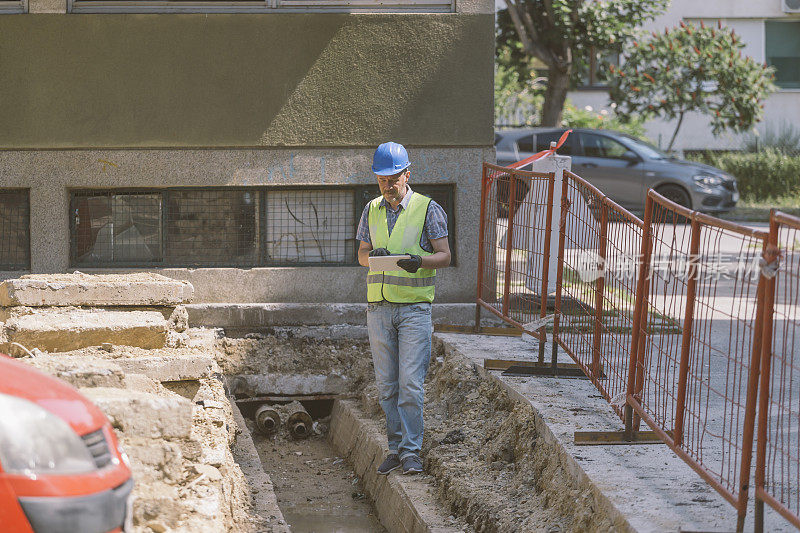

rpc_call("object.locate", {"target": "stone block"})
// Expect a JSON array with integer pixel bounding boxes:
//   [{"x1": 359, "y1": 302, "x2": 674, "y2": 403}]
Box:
[
  {"x1": 115, "y1": 354, "x2": 217, "y2": 382},
  {"x1": 26, "y1": 354, "x2": 126, "y2": 388},
  {"x1": 0, "y1": 273, "x2": 193, "y2": 307},
  {"x1": 122, "y1": 437, "x2": 184, "y2": 483},
  {"x1": 227, "y1": 372, "x2": 348, "y2": 397},
  {"x1": 82, "y1": 387, "x2": 193, "y2": 440},
  {"x1": 4, "y1": 309, "x2": 167, "y2": 352}
]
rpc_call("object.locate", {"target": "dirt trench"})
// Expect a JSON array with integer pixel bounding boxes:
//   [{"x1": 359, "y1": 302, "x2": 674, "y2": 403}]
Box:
[{"x1": 417, "y1": 343, "x2": 619, "y2": 532}]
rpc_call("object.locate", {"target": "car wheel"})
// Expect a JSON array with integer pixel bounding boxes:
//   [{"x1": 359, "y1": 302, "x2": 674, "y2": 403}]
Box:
[
  {"x1": 656, "y1": 184, "x2": 692, "y2": 210},
  {"x1": 654, "y1": 185, "x2": 692, "y2": 224}
]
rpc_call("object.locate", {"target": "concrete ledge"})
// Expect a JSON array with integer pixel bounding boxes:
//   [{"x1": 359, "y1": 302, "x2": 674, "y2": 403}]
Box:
[
  {"x1": 114, "y1": 353, "x2": 217, "y2": 382},
  {"x1": 26, "y1": 354, "x2": 126, "y2": 389},
  {"x1": 0, "y1": 273, "x2": 193, "y2": 307},
  {"x1": 82, "y1": 387, "x2": 193, "y2": 440},
  {"x1": 186, "y1": 303, "x2": 506, "y2": 329},
  {"x1": 227, "y1": 373, "x2": 349, "y2": 397},
  {"x1": 228, "y1": 397, "x2": 290, "y2": 533},
  {"x1": 4, "y1": 309, "x2": 167, "y2": 352},
  {"x1": 330, "y1": 399, "x2": 458, "y2": 533}
]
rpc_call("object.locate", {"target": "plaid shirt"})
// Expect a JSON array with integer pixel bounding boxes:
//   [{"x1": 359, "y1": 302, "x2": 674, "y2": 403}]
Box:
[{"x1": 356, "y1": 187, "x2": 448, "y2": 253}]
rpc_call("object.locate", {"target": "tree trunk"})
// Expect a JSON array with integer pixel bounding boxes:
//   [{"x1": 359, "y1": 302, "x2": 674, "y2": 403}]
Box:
[
  {"x1": 541, "y1": 66, "x2": 571, "y2": 127},
  {"x1": 666, "y1": 111, "x2": 685, "y2": 152}
]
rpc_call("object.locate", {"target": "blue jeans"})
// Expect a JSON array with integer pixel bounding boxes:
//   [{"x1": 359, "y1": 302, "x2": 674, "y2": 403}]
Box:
[{"x1": 367, "y1": 301, "x2": 433, "y2": 460}]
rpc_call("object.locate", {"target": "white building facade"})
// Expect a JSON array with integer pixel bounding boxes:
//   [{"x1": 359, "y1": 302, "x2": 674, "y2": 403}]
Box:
[{"x1": 568, "y1": 0, "x2": 800, "y2": 152}]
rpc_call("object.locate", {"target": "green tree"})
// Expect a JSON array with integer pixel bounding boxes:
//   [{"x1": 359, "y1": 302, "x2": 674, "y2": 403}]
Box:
[
  {"x1": 502, "y1": 0, "x2": 667, "y2": 127},
  {"x1": 495, "y1": 35, "x2": 544, "y2": 126},
  {"x1": 608, "y1": 20, "x2": 777, "y2": 151}
]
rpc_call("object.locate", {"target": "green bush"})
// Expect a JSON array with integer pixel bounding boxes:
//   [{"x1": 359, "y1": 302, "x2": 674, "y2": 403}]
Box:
[
  {"x1": 687, "y1": 149, "x2": 800, "y2": 202},
  {"x1": 561, "y1": 102, "x2": 648, "y2": 141}
]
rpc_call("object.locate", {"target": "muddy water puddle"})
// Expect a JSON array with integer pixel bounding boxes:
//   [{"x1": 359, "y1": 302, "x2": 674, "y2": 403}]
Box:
[{"x1": 250, "y1": 417, "x2": 385, "y2": 533}]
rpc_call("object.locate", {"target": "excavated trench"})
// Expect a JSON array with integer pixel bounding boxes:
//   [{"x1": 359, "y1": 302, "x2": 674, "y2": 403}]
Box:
[
  {"x1": 238, "y1": 400, "x2": 385, "y2": 533},
  {"x1": 220, "y1": 328, "x2": 601, "y2": 533},
  {"x1": 220, "y1": 329, "x2": 389, "y2": 533}
]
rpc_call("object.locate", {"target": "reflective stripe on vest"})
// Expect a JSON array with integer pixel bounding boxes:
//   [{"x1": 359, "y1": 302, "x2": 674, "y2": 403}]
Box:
[{"x1": 367, "y1": 192, "x2": 436, "y2": 304}]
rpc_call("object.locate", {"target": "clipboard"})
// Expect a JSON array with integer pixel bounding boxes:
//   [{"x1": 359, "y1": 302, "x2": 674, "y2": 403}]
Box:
[{"x1": 368, "y1": 255, "x2": 411, "y2": 272}]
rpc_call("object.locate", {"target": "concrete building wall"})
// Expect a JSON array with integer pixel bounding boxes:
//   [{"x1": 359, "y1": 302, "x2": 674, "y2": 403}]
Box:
[
  {"x1": 0, "y1": 146, "x2": 492, "y2": 303},
  {"x1": 0, "y1": 15, "x2": 493, "y2": 148},
  {"x1": 568, "y1": 0, "x2": 800, "y2": 152},
  {"x1": 0, "y1": 11, "x2": 495, "y2": 303}
]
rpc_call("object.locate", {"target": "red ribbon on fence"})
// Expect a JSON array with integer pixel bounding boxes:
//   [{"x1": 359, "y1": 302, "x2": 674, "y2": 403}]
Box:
[{"x1": 505, "y1": 129, "x2": 572, "y2": 170}]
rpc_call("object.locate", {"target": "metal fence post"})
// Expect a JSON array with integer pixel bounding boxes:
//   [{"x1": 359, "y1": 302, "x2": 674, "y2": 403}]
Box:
[
  {"x1": 626, "y1": 193, "x2": 653, "y2": 436},
  {"x1": 753, "y1": 214, "x2": 780, "y2": 533},
  {"x1": 673, "y1": 216, "x2": 701, "y2": 447},
  {"x1": 592, "y1": 201, "x2": 609, "y2": 379},
  {"x1": 502, "y1": 174, "x2": 517, "y2": 318},
  {"x1": 539, "y1": 174, "x2": 556, "y2": 363},
  {"x1": 552, "y1": 172, "x2": 570, "y2": 373}
]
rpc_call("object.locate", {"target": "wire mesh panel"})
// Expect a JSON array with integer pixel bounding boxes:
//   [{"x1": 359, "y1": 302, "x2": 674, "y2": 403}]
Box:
[
  {"x1": 756, "y1": 211, "x2": 800, "y2": 529},
  {"x1": 266, "y1": 188, "x2": 354, "y2": 264},
  {"x1": 72, "y1": 191, "x2": 162, "y2": 266},
  {"x1": 166, "y1": 189, "x2": 259, "y2": 266},
  {"x1": 553, "y1": 171, "x2": 644, "y2": 418},
  {"x1": 476, "y1": 163, "x2": 554, "y2": 338},
  {"x1": 0, "y1": 189, "x2": 30, "y2": 270},
  {"x1": 630, "y1": 190, "x2": 767, "y2": 513}
]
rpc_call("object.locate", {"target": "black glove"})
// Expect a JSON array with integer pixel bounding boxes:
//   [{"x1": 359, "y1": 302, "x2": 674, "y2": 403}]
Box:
[
  {"x1": 396, "y1": 254, "x2": 423, "y2": 273},
  {"x1": 369, "y1": 247, "x2": 391, "y2": 257}
]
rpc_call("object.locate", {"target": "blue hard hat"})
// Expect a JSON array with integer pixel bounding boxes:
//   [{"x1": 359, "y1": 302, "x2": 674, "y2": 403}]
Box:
[{"x1": 372, "y1": 142, "x2": 411, "y2": 176}]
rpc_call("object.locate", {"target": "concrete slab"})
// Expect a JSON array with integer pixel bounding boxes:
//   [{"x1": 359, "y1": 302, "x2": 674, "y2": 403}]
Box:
[
  {"x1": 26, "y1": 354, "x2": 126, "y2": 388},
  {"x1": 330, "y1": 399, "x2": 460, "y2": 533},
  {"x1": 227, "y1": 373, "x2": 349, "y2": 397},
  {"x1": 114, "y1": 353, "x2": 217, "y2": 382},
  {"x1": 0, "y1": 273, "x2": 193, "y2": 307},
  {"x1": 434, "y1": 332, "x2": 793, "y2": 532},
  {"x1": 3, "y1": 309, "x2": 167, "y2": 352},
  {"x1": 82, "y1": 387, "x2": 192, "y2": 440},
  {"x1": 185, "y1": 303, "x2": 506, "y2": 329}
]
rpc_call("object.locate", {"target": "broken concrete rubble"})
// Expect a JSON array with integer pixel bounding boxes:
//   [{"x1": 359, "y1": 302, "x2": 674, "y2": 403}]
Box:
[
  {"x1": 0, "y1": 273, "x2": 193, "y2": 307},
  {"x1": 4, "y1": 308, "x2": 168, "y2": 351}
]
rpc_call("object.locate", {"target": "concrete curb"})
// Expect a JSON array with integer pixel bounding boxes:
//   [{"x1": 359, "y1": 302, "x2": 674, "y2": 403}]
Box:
[
  {"x1": 329, "y1": 399, "x2": 459, "y2": 533},
  {"x1": 228, "y1": 397, "x2": 291, "y2": 533},
  {"x1": 185, "y1": 303, "x2": 506, "y2": 329},
  {"x1": 434, "y1": 335, "x2": 635, "y2": 533}
]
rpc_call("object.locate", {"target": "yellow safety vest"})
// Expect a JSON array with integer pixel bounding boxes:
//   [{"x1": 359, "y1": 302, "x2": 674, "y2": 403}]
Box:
[{"x1": 367, "y1": 192, "x2": 436, "y2": 303}]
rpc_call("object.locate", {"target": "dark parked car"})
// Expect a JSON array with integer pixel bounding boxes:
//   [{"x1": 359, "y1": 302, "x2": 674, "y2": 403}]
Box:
[{"x1": 495, "y1": 128, "x2": 739, "y2": 214}]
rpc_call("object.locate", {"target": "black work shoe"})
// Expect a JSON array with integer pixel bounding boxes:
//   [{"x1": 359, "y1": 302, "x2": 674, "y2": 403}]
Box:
[
  {"x1": 377, "y1": 454, "x2": 401, "y2": 475},
  {"x1": 401, "y1": 455, "x2": 423, "y2": 475}
]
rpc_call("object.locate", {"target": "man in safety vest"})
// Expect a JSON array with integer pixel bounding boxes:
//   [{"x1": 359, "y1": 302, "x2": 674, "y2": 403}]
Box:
[{"x1": 356, "y1": 141, "x2": 451, "y2": 475}]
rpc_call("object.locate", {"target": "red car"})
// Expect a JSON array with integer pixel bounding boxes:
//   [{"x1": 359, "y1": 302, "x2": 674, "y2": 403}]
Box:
[{"x1": 0, "y1": 354, "x2": 133, "y2": 533}]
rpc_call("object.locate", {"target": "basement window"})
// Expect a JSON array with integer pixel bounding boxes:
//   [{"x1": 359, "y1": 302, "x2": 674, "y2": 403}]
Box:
[
  {"x1": 0, "y1": 190, "x2": 30, "y2": 270},
  {"x1": 166, "y1": 189, "x2": 260, "y2": 267},
  {"x1": 67, "y1": 0, "x2": 453, "y2": 13},
  {"x1": 70, "y1": 186, "x2": 453, "y2": 268},
  {"x1": 0, "y1": 0, "x2": 26, "y2": 13},
  {"x1": 72, "y1": 191, "x2": 163, "y2": 266},
  {"x1": 265, "y1": 189, "x2": 354, "y2": 265}
]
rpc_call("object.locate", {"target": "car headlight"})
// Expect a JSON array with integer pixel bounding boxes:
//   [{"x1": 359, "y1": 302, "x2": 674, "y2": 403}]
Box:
[
  {"x1": 0, "y1": 393, "x2": 96, "y2": 476},
  {"x1": 693, "y1": 174, "x2": 725, "y2": 188}
]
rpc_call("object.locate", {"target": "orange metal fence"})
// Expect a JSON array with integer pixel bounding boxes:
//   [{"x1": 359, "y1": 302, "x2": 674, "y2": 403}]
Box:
[
  {"x1": 627, "y1": 190, "x2": 768, "y2": 525},
  {"x1": 475, "y1": 163, "x2": 555, "y2": 341},
  {"x1": 475, "y1": 158, "x2": 800, "y2": 530},
  {"x1": 755, "y1": 211, "x2": 800, "y2": 530},
  {"x1": 553, "y1": 170, "x2": 644, "y2": 420}
]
